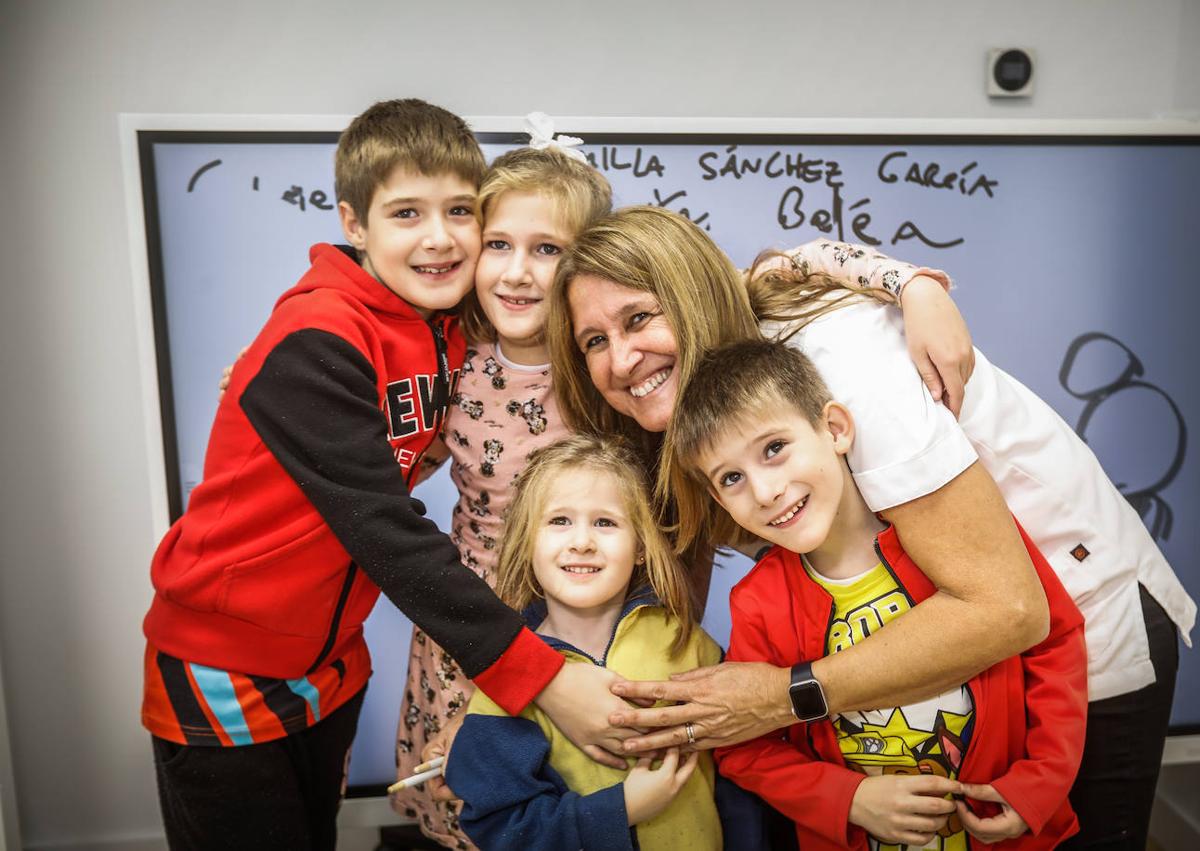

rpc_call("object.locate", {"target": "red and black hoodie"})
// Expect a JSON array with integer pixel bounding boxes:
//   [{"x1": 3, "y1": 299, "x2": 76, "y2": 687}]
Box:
[{"x1": 143, "y1": 244, "x2": 562, "y2": 741}]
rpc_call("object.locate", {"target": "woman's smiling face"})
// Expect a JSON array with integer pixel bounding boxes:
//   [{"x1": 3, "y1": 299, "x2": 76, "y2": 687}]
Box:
[{"x1": 567, "y1": 274, "x2": 681, "y2": 433}]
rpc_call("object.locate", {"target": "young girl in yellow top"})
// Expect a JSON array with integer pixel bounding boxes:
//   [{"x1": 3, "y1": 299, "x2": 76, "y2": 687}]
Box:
[{"x1": 445, "y1": 434, "x2": 766, "y2": 851}]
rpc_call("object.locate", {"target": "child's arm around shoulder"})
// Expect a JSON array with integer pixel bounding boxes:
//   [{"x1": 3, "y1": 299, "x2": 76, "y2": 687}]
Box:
[
  {"x1": 959, "y1": 523, "x2": 1088, "y2": 842},
  {"x1": 238, "y1": 318, "x2": 561, "y2": 713},
  {"x1": 782, "y1": 239, "x2": 951, "y2": 300},
  {"x1": 780, "y1": 239, "x2": 974, "y2": 416}
]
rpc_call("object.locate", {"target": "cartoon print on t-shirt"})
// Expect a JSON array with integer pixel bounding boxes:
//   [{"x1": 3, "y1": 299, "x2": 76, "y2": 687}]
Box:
[
  {"x1": 506, "y1": 398, "x2": 548, "y2": 435},
  {"x1": 482, "y1": 356, "x2": 506, "y2": 390},
  {"x1": 479, "y1": 438, "x2": 504, "y2": 477},
  {"x1": 467, "y1": 489, "x2": 490, "y2": 518},
  {"x1": 455, "y1": 395, "x2": 484, "y2": 420}
]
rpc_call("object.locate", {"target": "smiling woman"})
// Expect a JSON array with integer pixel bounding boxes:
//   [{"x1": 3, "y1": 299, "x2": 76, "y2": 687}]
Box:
[
  {"x1": 545, "y1": 204, "x2": 1194, "y2": 849},
  {"x1": 567, "y1": 275, "x2": 683, "y2": 433},
  {"x1": 548, "y1": 206, "x2": 760, "y2": 461}
]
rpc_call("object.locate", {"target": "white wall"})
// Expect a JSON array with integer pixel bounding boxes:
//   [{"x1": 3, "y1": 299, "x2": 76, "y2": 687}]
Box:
[{"x1": 1, "y1": 1, "x2": 1197, "y2": 847}]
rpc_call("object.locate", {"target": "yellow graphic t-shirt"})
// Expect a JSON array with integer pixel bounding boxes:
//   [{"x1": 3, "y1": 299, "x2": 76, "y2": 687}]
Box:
[{"x1": 806, "y1": 558, "x2": 974, "y2": 851}]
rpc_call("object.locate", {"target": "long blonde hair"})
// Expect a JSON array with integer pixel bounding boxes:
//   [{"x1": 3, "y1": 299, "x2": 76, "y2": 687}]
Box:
[
  {"x1": 494, "y1": 433, "x2": 694, "y2": 655},
  {"x1": 459, "y1": 147, "x2": 612, "y2": 344},
  {"x1": 547, "y1": 207, "x2": 760, "y2": 558}
]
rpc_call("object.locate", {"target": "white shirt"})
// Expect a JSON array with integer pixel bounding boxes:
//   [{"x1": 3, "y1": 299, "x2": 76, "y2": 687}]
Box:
[{"x1": 762, "y1": 299, "x2": 1195, "y2": 701}]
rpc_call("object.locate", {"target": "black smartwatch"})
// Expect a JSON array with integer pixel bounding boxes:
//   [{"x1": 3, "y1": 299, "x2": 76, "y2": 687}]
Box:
[{"x1": 788, "y1": 662, "x2": 829, "y2": 722}]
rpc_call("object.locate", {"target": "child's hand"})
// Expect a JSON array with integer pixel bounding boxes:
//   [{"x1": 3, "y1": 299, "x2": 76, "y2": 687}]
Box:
[
  {"x1": 848, "y1": 773, "x2": 960, "y2": 846},
  {"x1": 216, "y1": 345, "x2": 250, "y2": 400},
  {"x1": 956, "y1": 782, "x2": 1029, "y2": 844},
  {"x1": 623, "y1": 747, "x2": 699, "y2": 826},
  {"x1": 420, "y1": 712, "x2": 466, "y2": 803},
  {"x1": 537, "y1": 663, "x2": 642, "y2": 769},
  {"x1": 899, "y1": 276, "x2": 975, "y2": 418}
]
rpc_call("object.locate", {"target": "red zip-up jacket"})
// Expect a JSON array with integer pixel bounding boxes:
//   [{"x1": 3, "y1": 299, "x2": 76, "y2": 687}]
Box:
[
  {"x1": 715, "y1": 522, "x2": 1086, "y2": 851},
  {"x1": 143, "y1": 243, "x2": 561, "y2": 714}
]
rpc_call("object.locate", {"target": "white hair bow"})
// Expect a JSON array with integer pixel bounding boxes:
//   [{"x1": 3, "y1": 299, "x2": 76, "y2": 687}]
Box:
[{"x1": 524, "y1": 112, "x2": 588, "y2": 163}]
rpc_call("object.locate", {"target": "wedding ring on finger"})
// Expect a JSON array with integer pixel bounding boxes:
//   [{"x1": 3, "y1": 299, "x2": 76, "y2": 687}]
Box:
[{"x1": 685, "y1": 721, "x2": 696, "y2": 745}]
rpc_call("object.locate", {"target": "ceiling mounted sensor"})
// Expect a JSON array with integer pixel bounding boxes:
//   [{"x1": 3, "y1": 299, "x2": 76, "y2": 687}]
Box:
[{"x1": 987, "y1": 48, "x2": 1035, "y2": 98}]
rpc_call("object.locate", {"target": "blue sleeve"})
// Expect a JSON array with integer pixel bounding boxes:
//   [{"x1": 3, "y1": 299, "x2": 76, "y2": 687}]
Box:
[
  {"x1": 714, "y1": 771, "x2": 773, "y2": 851},
  {"x1": 448, "y1": 714, "x2": 635, "y2": 851}
]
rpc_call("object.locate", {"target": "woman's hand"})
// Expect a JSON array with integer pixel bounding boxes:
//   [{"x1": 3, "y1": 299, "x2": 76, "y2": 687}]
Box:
[
  {"x1": 535, "y1": 663, "x2": 642, "y2": 768},
  {"x1": 849, "y1": 774, "x2": 960, "y2": 846},
  {"x1": 418, "y1": 711, "x2": 465, "y2": 803},
  {"x1": 956, "y1": 783, "x2": 1029, "y2": 844},
  {"x1": 623, "y1": 747, "x2": 700, "y2": 826},
  {"x1": 608, "y1": 662, "x2": 793, "y2": 752},
  {"x1": 899, "y1": 276, "x2": 975, "y2": 417}
]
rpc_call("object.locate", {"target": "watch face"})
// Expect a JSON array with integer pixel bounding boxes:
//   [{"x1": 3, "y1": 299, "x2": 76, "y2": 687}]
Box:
[{"x1": 790, "y1": 680, "x2": 827, "y2": 720}]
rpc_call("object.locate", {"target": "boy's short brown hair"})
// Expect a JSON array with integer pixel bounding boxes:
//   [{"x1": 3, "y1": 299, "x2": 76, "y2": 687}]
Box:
[
  {"x1": 334, "y1": 99, "x2": 487, "y2": 222},
  {"x1": 664, "y1": 338, "x2": 835, "y2": 552}
]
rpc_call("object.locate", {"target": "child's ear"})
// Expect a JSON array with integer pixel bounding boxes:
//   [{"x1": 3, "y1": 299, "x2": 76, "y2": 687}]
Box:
[
  {"x1": 823, "y1": 401, "x2": 855, "y2": 456},
  {"x1": 338, "y1": 200, "x2": 367, "y2": 251}
]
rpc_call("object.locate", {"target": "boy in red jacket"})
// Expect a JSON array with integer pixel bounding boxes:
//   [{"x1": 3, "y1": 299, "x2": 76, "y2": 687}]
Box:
[
  {"x1": 141, "y1": 100, "x2": 580, "y2": 850},
  {"x1": 668, "y1": 339, "x2": 1087, "y2": 851}
]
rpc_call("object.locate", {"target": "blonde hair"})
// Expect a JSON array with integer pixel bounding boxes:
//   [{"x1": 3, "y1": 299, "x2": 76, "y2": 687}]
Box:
[
  {"x1": 494, "y1": 433, "x2": 694, "y2": 655},
  {"x1": 546, "y1": 206, "x2": 761, "y2": 558},
  {"x1": 334, "y1": 99, "x2": 486, "y2": 223},
  {"x1": 746, "y1": 249, "x2": 895, "y2": 342},
  {"x1": 667, "y1": 339, "x2": 835, "y2": 556},
  {"x1": 460, "y1": 147, "x2": 613, "y2": 344}
]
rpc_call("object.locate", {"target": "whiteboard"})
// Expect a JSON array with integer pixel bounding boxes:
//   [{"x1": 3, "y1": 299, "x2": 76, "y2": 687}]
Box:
[{"x1": 131, "y1": 121, "x2": 1200, "y2": 792}]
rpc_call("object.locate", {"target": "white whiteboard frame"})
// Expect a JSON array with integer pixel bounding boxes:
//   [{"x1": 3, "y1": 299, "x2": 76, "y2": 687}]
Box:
[{"x1": 116, "y1": 114, "x2": 1200, "y2": 826}]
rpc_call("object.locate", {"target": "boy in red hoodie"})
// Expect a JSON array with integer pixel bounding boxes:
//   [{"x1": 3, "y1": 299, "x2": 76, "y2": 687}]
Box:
[
  {"x1": 141, "y1": 100, "x2": 586, "y2": 849},
  {"x1": 667, "y1": 339, "x2": 1087, "y2": 851}
]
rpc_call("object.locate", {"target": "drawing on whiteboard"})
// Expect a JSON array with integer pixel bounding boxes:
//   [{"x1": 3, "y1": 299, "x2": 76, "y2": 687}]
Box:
[
  {"x1": 1060, "y1": 331, "x2": 1187, "y2": 541},
  {"x1": 186, "y1": 158, "x2": 222, "y2": 192}
]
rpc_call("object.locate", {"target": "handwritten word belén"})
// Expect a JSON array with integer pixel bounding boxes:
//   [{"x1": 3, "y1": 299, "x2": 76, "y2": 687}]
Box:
[
  {"x1": 777, "y1": 184, "x2": 964, "y2": 250},
  {"x1": 877, "y1": 151, "x2": 999, "y2": 198}
]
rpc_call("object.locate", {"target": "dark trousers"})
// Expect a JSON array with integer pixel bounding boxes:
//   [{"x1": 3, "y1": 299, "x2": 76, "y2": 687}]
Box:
[
  {"x1": 1062, "y1": 586, "x2": 1180, "y2": 850},
  {"x1": 152, "y1": 687, "x2": 366, "y2": 851}
]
